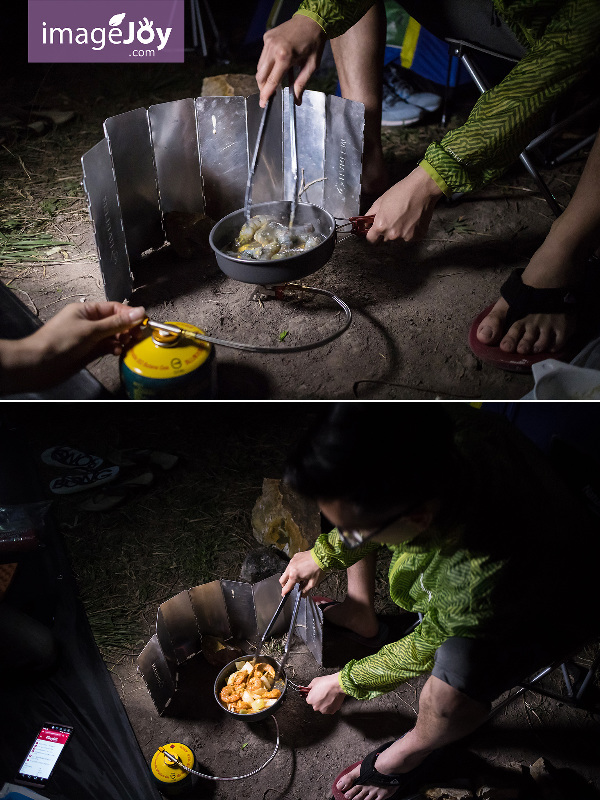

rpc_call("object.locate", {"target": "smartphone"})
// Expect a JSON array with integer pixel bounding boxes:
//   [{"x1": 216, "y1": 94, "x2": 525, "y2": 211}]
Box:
[{"x1": 14, "y1": 723, "x2": 73, "y2": 788}]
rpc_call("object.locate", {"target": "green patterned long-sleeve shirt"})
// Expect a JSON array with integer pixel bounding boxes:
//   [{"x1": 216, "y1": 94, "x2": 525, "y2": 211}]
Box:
[
  {"x1": 295, "y1": 0, "x2": 600, "y2": 194},
  {"x1": 308, "y1": 407, "x2": 596, "y2": 701},
  {"x1": 311, "y1": 525, "x2": 507, "y2": 699}
]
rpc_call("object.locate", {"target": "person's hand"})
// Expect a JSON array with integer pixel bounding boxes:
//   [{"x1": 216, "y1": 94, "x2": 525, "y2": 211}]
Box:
[
  {"x1": 305, "y1": 672, "x2": 346, "y2": 714},
  {"x1": 256, "y1": 14, "x2": 327, "y2": 107},
  {"x1": 365, "y1": 166, "x2": 443, "y2": 244},
  {"x1": 0, "y1": 301, "x2": 146, "y2": 393},
  {"x1": 279, "y1": 550, "x2": 324, "y2": 596}
]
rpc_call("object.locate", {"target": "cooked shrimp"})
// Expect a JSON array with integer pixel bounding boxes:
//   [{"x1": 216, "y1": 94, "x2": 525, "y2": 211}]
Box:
[
  {"x1": 220, "y1": 685, "x2": 242, "y2": 703},
  {"x1": 247, "y1": 676, "x2": 264, "y2": 692},
  {"x1": 262, "y1": 688, "x2": 281, "y2": 699},
  {"x1": 232, "y1": 700, "x2": 252, "y2": 713},
  {"x1": 259, "y1": 664, "x2": 275, "y2": 680},
  {"x1": 231, "y1": 670, "x2": 247, "y2": 686},
  {"x1": 236, "y1": 215, "x2": 270, "y2": 246}
]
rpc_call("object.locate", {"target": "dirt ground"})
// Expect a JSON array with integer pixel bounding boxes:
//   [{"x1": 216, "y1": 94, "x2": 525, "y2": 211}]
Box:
[
  {"x1": 3, "y1": 45, "x2": 598, "y2": 399},
  {"x1": 5, "y1": 403, "x2": 600, "y2": 800}
]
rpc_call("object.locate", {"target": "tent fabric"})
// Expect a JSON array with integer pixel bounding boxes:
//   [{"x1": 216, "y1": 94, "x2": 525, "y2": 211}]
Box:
[
  {"x1": 384, "y1": 1, "x2": 469, "y2": 86},
  {"x1": 0, "y1": 421, "x2": 161, "y2": 800}
]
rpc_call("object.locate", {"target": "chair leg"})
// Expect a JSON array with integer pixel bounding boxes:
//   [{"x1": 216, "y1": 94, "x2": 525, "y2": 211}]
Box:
[{"x1": 518, "y1": 151, "x2": 562, "y2": 217}]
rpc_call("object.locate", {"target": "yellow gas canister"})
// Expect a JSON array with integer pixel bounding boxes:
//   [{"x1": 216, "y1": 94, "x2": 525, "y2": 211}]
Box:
[
  {"x1": 120, "y1": 321, "x2": 216, "y2": 399},
  {"x1": 150, "y1": 742, "x2": 196, "y2": 796}
]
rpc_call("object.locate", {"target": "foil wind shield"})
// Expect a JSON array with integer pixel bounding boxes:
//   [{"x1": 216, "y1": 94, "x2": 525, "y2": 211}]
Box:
[
  {"x1": 137, "y1": 574, "x2": 328, "y2": 715},
  {"x1": 82, "y1": 90, "x2": 365, "y2": 301}
]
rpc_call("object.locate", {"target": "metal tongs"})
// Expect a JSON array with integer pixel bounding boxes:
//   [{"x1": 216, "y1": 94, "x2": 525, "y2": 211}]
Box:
[
  {"x1": 253, "y1": 588, "x2": 303, "y2": 678},
  {"x1": 244, "y1": 96, "x2": 271, "y2": 222},
  {"x1": 243, "y1": 69, "x2": 300, "y2": 228}
]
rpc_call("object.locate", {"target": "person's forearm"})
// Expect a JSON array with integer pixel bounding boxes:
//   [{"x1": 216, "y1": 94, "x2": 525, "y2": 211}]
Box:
[
  {"x1": 0, "y1": 336, "x2": 46, "y2": 394},
  {"x1": 339, "y1": 630, "x2": 437, "y2": 699},
  {"x1": 312, "y1": 529, "x2": 379, "y2": 570},
  {"x1": 423, "y1": 0, "x2": 600, "y2": 194},
  {"x1": 295, "y1": 0, "x2": 375, "y2": 39}
]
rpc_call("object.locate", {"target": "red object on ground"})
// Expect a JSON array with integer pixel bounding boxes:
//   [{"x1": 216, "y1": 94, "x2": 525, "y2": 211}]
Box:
[{"x1": 467, "y1": 303, "x2": 569, "y2": 373}]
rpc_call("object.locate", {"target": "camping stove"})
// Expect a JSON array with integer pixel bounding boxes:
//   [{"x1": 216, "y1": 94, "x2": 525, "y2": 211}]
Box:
[
  {"x1": 81, "y1": 88, "x2": 365, "y2": 302},
  {"x1": 137, "y1": 574, "x2": 329, "y2": 715}
]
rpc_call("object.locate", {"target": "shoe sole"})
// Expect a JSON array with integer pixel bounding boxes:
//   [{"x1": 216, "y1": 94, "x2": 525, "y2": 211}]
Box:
[
  {"x1": 49, "y1": 465, "x2": 120, "y2": 494},
  {"x1": 381, "y1": 117, "x2": 421, "y2": 127}
]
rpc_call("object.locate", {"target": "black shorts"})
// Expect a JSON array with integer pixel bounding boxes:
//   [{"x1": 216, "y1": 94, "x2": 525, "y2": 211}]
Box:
[{"x1": 431, "y1": 631, "x2": 592, "y2": 704}]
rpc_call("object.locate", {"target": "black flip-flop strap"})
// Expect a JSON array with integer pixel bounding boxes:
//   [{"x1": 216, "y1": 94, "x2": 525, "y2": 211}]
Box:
[
  {"x1": 500, "y1": 268, "x2": 577, "y2": 329},
  {"x1": 358, "y1": 741, "x2": 405, "y2": 786}
]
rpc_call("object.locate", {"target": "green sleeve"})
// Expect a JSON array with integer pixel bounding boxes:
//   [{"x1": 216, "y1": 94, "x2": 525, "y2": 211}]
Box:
[
  {"x1": 421, "y1": 0, "x2": 600, "y2": 194},
  {"x1": 295, "y1": 0, "x2": 375, "y2": 39},
  {"x1": 339, "y1": 616, "x2": 441, "y2": 699},
  {"x1": 339, "y1": 549, "x2": 504, "y2": 699},
  {"x1": 311, "y1": 529, "x2": 380, "y2": 570}
]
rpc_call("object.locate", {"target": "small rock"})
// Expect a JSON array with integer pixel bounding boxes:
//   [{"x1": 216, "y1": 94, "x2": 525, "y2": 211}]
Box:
[
  {"x1": 239, "y1": 546, "x2": 290, "y2": 584},
  {"x1": 201, "y1": 73, "x2": 258, "y2": 97}
]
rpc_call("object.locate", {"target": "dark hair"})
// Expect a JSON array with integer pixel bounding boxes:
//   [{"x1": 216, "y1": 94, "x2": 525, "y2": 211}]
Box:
[{"x1": 284, "y1": 403, "x2": 458, "y2": 514}]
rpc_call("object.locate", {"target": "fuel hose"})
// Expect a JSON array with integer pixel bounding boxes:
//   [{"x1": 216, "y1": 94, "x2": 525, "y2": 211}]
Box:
[{"x1": 143, "y1": 284, "x2": 351, "y2": 354}]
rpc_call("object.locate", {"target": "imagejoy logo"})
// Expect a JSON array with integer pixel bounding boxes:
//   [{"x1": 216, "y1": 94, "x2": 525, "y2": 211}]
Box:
[{"x1": 28, "y1": 0, "x2": 184, "y2": 63}]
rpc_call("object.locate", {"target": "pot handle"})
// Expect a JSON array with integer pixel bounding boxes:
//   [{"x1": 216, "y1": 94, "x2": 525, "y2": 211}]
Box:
[
  {"x1": 336, "y1": 215, "x2": 375, "y2": 237},
  {"x1": 348, "y1": 215, "x2": 375, "y2": 237}
]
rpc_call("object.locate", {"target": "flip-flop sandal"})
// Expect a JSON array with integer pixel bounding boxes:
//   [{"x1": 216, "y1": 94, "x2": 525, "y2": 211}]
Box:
[
  {"x1": 41, "y1": 446, "x2": 103, "y2": 471},
  {"x1": 468, "y1": 304, "x2": 570, "y2": 373},
  {"x1": 79, "y1": 472, "x2": 154, "y2": 512},
  {"x1": 313, "y1": 596, "x2": 390, "y2": 649},
  {"x1": 468, "y1": 268, "x2": 577, "y2": 373},
  {"x1": 331, "y1": 739, "x2": 438, "y2": 800},
  {"x1": 107, "y1": 448, "x2": 179, "y2": 471},
  {"x1": 49, "y1": 465, "x2": 119, "y2": 495}
]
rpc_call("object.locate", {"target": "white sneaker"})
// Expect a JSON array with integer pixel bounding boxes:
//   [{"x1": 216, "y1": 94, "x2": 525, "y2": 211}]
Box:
[
  {"x1": 383, "y1": 62, "x2": 442, "y2": 113},
  {"x1": 382, "y1": 83, "x2": 423, "y2": 127}
]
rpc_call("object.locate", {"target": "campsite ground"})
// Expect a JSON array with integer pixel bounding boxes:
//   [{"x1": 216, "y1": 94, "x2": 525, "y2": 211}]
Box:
[
  {"x1": 2, "y1": 32, "x2": 599, "y2": 399},
  {"x1": 5, "y1": 403, "x2": 600, "y2": 800}
]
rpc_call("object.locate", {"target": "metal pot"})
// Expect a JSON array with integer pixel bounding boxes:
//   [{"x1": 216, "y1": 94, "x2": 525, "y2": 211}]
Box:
[
  {"x1": 214, "y1": 654, "x2": 287, "y2": 721},
  {"x1": 209, "y1": 201, "x2": 336, "y2": 284}
]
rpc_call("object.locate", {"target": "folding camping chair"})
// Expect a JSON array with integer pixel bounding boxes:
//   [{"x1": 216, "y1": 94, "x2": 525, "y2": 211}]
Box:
[
  {"x1": 400, "y1": 0, "x2": 600, "y2": 218},
  {"x1": 490, "y1": 645, "x2": 600, "y2": 718}
]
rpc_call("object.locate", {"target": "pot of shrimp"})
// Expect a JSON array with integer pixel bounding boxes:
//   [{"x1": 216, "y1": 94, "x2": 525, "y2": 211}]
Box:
[
  {"x1": 209, "y1": 200, "x2": 336, "y2": 284},
  {"x1": 214, "y1": 654, "x2": 287, "y2": 721}
]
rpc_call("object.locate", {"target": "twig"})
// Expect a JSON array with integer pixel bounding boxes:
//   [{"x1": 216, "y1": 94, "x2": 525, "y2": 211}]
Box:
[
  {"x1": 2, "y1": 145, "x2": 31, "y2": 179},
  {"x1": 353, "y1": 379, "x2": 480, "y2": 400},
  {"x1": 39, "y1": 294, "x2": 87, "y2": 309}
]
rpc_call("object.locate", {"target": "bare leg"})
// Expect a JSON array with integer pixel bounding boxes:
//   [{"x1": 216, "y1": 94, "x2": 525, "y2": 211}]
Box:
[
  {"x1": 336, "y1": 676, "x2": 489, "y2": 800},
  {"x1": 330, "y1": 1, "x2": 389, "y2": 196},
  {"x1": 323, "y1": 551, "x2": 380, "y2": 639},
  {"x1": 477, "y1": 131, "x2": 600, "y2": 354}
]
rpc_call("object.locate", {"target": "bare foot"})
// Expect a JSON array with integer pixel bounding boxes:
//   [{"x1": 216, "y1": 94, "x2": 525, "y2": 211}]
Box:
[
  {"x1": 322, "y1": 597, "x2": 379, "y2": 640},
  {"x1": 335, "y1": 763, "x2": 398, "y2": 800},
  {"x1": 476, "y1": 240, "x2": 581, "y2": 355},
  {"x1": 476, "y1": 297, "x2": 575, "y2": 355}
]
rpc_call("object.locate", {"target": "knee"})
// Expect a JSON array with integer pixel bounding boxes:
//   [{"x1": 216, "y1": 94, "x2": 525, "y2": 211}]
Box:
[{"x1": 419, "y1": 675, "x2": 488, "y2": 722}]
